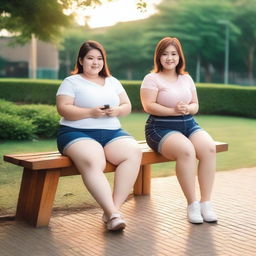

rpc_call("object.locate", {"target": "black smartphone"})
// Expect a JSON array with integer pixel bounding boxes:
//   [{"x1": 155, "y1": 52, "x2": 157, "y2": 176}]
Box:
[{"x1": 101, "y1": 104, "x2": 110, "y2": 110}]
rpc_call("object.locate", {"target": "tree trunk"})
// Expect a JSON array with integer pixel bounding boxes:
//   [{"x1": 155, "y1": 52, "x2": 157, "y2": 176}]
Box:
[
  {"x1": 247, "y1": 45, "x2": 255, "y2": 85},
  {"x1": 126, "y1": 68, "x2": 133, "y2": 80},
  {"x1": 204, "y1": 63, "x2": 212, "y2": 83},
  {"x1": 196, "y1": 56, "x2": 201, "y2": 83}
]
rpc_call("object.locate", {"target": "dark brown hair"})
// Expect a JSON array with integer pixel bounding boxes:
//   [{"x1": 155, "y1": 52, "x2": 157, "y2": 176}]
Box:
[
  {"x1": 71, "y1": 40, "x2": 111, "y2": 77},
  {"x1": 152, "y1": 37, "x2": 187, "y2": 74}
]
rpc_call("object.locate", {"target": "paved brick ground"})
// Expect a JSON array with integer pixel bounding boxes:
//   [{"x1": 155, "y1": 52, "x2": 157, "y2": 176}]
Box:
[{"x1": 0, "y1": 167, "x2": 256, "y2": 256}]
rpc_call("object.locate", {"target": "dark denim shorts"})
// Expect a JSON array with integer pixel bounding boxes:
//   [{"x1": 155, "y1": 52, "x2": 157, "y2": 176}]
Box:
[
  {"x1": 145, "y1": 115, "x2": 203, "y2": 153},
  {"x1": 57, "y1": 125, "x2": 133, "y2": 154}
]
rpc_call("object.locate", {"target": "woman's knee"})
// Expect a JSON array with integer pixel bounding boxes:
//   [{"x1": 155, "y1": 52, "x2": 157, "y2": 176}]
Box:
[
  {"x1": 177, "y1": 146, "x2": 196, "y2": 160},
  {"x1": 162, "y1": 138, "x2": 196, "y2": 160},
  {"x1": 208, "y1": 142, "x2": 216, "y2": 154},
  {"x1": 106, "y1": 139, "x2": 142, "y2": 165},
  {"x1": 120, "y1": 142, "x2": 142, "y2": 162},
  {"x1": 75, "y1": 157, "x2": 107, "y2": 173},
  {"x1": 198, "y1": 142, "x2": 216, "y2": 160}
]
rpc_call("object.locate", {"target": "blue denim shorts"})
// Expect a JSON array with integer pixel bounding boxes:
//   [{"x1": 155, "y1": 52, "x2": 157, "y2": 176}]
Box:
[
  {"x1": 145, "y1": 115, "x2": 203, "y2": 153},
  {"x1": 57, "y1": 125, "x2": 133, "y2": 154}
]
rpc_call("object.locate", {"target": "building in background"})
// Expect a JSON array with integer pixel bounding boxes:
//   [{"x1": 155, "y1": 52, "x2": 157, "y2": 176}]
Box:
[{"x1": 0, "y1": 37, "x2": 59, "y2": 79}]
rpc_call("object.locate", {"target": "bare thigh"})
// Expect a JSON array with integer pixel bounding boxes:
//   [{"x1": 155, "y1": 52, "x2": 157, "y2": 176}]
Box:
[
  {"x1": 104, "y1": 138, "x2": 142, "y2": 165},
  {"x1": 189, "y1": 131, "x2": 216, "y2": 159},
  {"x1": 64, "y1": 139, "x2": 106, "y2": 172},
  {"x1": 160, "y1": 133, "x2": 196, "y2": 160}
]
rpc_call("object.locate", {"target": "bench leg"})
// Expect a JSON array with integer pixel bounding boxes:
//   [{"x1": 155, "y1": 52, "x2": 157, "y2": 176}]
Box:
[
  {"x1": 16, "y1": 168, "x2": 60, "y2": 227},
  {"x1": 142, "y1": 165, "x2": 151, "y2": 195},
  {"x1": 133, "y1": 165, "x2": 151, "y2": 196},
  {"x1": 133, "y1": 166, "x2": 143, "y2": 195}
]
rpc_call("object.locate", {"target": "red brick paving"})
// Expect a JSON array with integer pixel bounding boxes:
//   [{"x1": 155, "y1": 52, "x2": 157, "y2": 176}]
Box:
[{"x1": 0, "y1": 167, "x2": 256, "y2": 256}]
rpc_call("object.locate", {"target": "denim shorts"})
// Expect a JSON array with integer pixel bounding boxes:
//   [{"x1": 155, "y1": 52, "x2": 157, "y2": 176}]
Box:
[
  {"x1": 145, "y1": 115, "x2": 203, "y2": 153},
  {"x1": 57, "y1": 125, "x2": 133, "y2": 154}
]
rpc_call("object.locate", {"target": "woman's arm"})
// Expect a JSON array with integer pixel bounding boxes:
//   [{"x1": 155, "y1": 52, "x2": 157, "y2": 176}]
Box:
[
  {"x1": 56, "y1": 95, "x2": 106, "y2": 121},
  {"x1": 105, "y1": 92, "x2": 132, "y2": 117},
  {"x1": 140, "y1": 88, "x2": 180, "y2": 116},
  {"x1": 140, "y1": 88, "x2": 199, "y2": 116},
  {"x1": 176, "y1": 89, "x2": 199, "y2": 115}
]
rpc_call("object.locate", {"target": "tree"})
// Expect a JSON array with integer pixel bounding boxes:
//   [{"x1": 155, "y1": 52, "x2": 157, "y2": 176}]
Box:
[
  {"x1": 232, "y1": 0, "x2": 256, "y2": 84},
  {"x1": 100, "y1": 20, "x2": 150, "y2": 80},
  {"x1": 0, "y1": 0, "x2": 149, "y2": 44},
  {"x1": 143, "y1": 0, "x2": 240, "y2": 82},
  {"x1": 0, "y1": 0, "x2": 70, "y2": 43}
]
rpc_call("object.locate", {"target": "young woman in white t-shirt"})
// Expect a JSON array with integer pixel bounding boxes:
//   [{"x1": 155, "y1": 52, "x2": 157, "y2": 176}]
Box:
[
  {"x1": 140, "y1": 37, "x2": 217, "y2": 224},
  {"x1": 56, "y1": 40, "x2": 142, "y2": 231}
]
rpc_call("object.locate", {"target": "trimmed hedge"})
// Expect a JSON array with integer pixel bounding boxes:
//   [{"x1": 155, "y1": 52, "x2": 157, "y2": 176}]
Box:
[
  {"x1": 196, "y1": 84, "x2": 256, "y2": 117},
  {"x1": 0, "y1": 99, "x2": 60, "y2": 140},
  {"x1": 0, "y1": 78, "x2": 60, "y2": 105},
  {"x1": 0, "y1": 78, "x2": 255, "y2": 117},
  {"x1": 0, "y1": 112, "x2": 36, "y2": 140}
]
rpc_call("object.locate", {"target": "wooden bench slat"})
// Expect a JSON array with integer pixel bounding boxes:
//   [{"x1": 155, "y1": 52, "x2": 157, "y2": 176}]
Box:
[
  {"x1": 4, "y1": 151, "x2": 60, "y2": 158},
  {"x1": 4, "y1": 141, "x2": 228, "y2": 170},
  {"x1": 214, "y1": 141, "x2": 229, "y2": 152},
  {"x1": 3, "y1": 152, "x2": 60, "y2": 165}
]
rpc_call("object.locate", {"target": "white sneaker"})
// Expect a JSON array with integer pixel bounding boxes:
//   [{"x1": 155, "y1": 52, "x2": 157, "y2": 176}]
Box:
[
  {"x1": 200, "y1": 201, "x2": 218, "y2": 223},
  {"x1": 187, "y1": 201, "x2": 203, "y2": 224},
  {"x1": 107, "y1": 213, "x2": 126, "y2": 231}
]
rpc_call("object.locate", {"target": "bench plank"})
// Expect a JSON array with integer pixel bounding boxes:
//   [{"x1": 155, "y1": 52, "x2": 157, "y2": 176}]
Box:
[{"x1": 4, "y1": 141, "x2": 228, "y2": 170}]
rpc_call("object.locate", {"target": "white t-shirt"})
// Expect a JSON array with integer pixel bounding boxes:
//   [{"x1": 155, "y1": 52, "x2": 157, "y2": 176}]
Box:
[
  {"x1": 141, "y1": 73, "x2": 196, "y2": 108},
  {"x1": 56, "y1": 74, "x2": 125, "y2": 129}
]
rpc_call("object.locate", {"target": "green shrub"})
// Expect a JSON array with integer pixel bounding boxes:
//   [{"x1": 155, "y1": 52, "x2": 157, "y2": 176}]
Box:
[
  {"x1": 31, "y1": 107, "x2": 60, "y2": 138},
  {"x1": 15, "y1": 105, "x2": 43, "y2": 119},
  {"x1": 0, "y1": 99, "x2": 19, "y2": 115},
  {"x1": 0, "y1": 100, "x2": 60, "y2": 140},
  {"x1": 0, "y1": 112, "x2": 36, "y2": 140},
  {"x1": 15, "y1": 105, "x2": 60, "y2": 137}
]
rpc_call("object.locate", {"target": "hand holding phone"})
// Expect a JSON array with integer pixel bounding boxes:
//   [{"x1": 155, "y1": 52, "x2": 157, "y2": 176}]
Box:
[{"x1": 100, "y1": 104, "x2": 110, "y2": 110}]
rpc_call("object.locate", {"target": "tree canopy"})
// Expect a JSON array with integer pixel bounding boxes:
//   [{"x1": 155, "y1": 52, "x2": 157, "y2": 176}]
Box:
[
  {"x1": 0, "y1": 0, "x2": 148, "y2": 43},
  {"x1": 0, "y1": 0, "x2": 70, "y2": 43}
]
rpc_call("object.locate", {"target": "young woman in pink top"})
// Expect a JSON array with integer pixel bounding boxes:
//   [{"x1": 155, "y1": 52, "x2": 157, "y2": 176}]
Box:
[{"x1": 140, "y1": 37, "x2": 217, "y2": 224}]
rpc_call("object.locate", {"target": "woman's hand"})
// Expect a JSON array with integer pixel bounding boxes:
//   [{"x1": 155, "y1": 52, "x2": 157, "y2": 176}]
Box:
[
  {"x1": 175, "y1": 101, "x2": 190, "y2": 115},
  {"x1": 105, "y1": 106, "x2": 120, "y2": 117},
  {"x1": 90, "y1": 107, "x2": 109, "y2": 118}
]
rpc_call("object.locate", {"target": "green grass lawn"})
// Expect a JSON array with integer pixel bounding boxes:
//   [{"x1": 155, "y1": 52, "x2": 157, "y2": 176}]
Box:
[{"x1": 0, "y1": 113, "x2": 255, "y2": 215}]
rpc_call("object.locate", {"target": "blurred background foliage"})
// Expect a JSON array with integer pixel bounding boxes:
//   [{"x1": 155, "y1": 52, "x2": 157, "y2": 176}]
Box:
[
  {"x1": 1, "y1": 0, "x2": 255, "y2": 85},
  {"x1": 57, "y1": 0, "x2": 256, "y2": 85}
]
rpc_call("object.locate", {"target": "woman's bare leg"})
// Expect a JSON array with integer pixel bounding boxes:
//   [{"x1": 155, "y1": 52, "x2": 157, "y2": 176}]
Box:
[
  {"x1": 64, "y1": 139, "x2": 118, "y2": 217},
  {"x1": 160, "y1": 133, "x2": 197, "y2": 204},
  {"x1": 104, "y1": 138, "x2": 142, "y2": 210},
  {"x1": 190, "y1": 131, "x2": 216, "y2": 202}
]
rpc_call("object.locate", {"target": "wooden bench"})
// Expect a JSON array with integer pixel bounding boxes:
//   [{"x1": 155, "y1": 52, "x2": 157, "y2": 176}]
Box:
[{"x1": 3, "y1": 140, "x2": 228, "y2": 227}]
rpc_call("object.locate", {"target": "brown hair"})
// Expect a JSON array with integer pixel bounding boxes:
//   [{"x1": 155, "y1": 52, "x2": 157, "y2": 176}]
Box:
[
  {"x1": 71, "y1": 40, "x2": 111, "y2": 77},
  {"x1": 152, "y1": 37, "x2": 187, "y2": 74}
]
